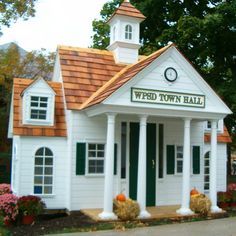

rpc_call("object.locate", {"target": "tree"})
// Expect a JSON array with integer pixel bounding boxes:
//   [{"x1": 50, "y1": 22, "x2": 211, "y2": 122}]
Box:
[
  {"x1": 91, "y1": 0, "x2": 236, "y2": 146},
  {"x1": 0, "y1": 43, "x2": 55, "y2": 151},
  {"x1": 0, "y1": 0, "x2": 37, "y2": 34}
]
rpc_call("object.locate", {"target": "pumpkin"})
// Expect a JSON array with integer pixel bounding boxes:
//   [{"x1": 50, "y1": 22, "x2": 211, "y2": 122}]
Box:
[
  {"x1": 190, "y1": 187, "x2": 199, "y2": 196},
  {"x1": 116, "y1": 193, "x2": 126, "y2": 202}
]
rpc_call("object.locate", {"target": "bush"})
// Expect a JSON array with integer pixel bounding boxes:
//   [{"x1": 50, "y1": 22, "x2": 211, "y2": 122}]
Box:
[
  {"x1": 18, "y1": 195, "x2": 46, "y2": 216},
  {"x1": 0, "y1": 184, "x2": 11, "y2": 195},
  {"x1": 0, "y1": 193, "x2": 18, "y2": 221},
  {"x1": 217, "y1": 191, "x2": 232, "y2": 203}
]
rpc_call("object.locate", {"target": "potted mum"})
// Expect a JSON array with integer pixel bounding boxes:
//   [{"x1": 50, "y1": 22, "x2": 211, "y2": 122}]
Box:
[
  {"x1": 217, "y1": 191, "x2": 232, "y2": 209},
  {"x1": 18, "y1": 195, "x2": 46, "y2": 225},
  {"x1": 0, "y1": 193, "x2": 18, "y2": 225}
]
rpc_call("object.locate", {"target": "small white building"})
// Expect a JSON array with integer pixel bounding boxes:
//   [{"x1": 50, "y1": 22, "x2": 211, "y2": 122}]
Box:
[{"x1": 8, "y1": 1, "x2": 232, "y2": 219}]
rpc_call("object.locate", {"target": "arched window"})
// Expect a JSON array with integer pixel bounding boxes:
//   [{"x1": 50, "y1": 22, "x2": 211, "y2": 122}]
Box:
[
  {"x1": 204, "y1": 151, "x2": 210, "y2": 192},
  {"x1": 125, "y1": 24, "x2": 132, "y2": 40},
  {"x1": 34, "y1": 147, "x2": 53, "y2": 195}
]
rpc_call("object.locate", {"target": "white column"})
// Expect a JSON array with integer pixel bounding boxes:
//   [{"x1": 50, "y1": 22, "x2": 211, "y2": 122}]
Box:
[
  {"x1": 210, "y1": 120, "x2": 222, "y2": 213},
  {"x1": 99, "y1": 113, "x2": 117, "y2": 220},
  {"x1": 177, "y1": 118, "x2": 193, "y2": 215},
  {"x1": 137, "y1": 115, "x2": 150, "y2": 218}
]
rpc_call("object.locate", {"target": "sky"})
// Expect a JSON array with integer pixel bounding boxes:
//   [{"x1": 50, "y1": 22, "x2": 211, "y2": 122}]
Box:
[{"x1": 0, "y1": 0, "x2": 109, "y2": 52}]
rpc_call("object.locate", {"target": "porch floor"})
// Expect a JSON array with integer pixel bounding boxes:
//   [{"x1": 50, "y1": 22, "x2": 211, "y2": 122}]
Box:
[{"x1": 81, "y1": 205, "x2": 227, "y2": 222}]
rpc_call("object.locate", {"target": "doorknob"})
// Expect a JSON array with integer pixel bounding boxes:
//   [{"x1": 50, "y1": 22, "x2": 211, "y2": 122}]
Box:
[{"x1": 152, "y1": 160, "x2": 155, "y2": 168}]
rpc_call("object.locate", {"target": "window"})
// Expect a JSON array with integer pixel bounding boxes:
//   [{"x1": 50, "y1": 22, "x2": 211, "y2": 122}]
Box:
[
  {"x1": 125, "y1": 24, "x2": 132, "y2": 40},
  {"x1": 34, "y1": 147, "x2": 53, "y2": 195},
  {"x1": 87, "y1": 144, "x2": 105, "y2": 174},
  {"x1": 176, "y1": 146, "x2": 183, "y2": 174},
  {"x1": 204, "y1": 151, "x2": 210, "y2": 192},
  {"x1": 30, "y1": 96, "x2": 48, "y2": 120}
]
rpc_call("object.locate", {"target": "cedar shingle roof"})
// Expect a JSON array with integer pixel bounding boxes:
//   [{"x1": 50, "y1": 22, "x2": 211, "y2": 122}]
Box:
[
  {"x1": 108, "y1": 0, "x2": 146, "y2": 23},
  {"x1": 80, "y1": 44, "x2": 173, "y2": 109},
  {"x1": 204, "y1": 126, "x2": 232, "y2": 143},
  {"x1": 12, "y1": 78, "x2": 67, "y2": 137},
  {"x1": 58, "y1": 46, "x2": 126, "y2": 110}
]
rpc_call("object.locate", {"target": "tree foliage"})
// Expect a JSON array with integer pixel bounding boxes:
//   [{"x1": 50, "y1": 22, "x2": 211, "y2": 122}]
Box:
[
  {"x1": 0, "y1": 0, "x2": 37, "y2": 34},
  {"x1": 92, "y1": 0, "x2": 236, "y2": 145}
]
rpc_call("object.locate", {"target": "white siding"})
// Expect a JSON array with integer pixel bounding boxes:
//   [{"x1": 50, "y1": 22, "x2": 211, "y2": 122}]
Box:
[
  {"x1": 15, "y1": 136, "x2": 68, "y2": 209},
  {"x1": 204, "y1": 143, "x2": 227, "y2": 192},
  {"x1": 156, "y1": 119, "x2": 204, "y2": 205}
]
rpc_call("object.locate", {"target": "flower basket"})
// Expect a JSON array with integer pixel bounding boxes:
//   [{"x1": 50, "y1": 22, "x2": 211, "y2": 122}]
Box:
[{"x1": 18, "y1": 195, "x2": 45, "y2": 218}]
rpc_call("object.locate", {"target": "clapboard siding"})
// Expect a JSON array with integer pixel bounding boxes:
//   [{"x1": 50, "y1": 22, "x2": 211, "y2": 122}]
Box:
[{"x1": 16, "y1": 136, "x2": 68, "y2": 209}]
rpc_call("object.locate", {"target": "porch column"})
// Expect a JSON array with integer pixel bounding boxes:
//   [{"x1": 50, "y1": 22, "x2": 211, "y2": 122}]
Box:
[
  {"x1": 177, "y1": 118, "x2": 193, "y2": 215},
  {"x1": 99, "y1": 113, "x2": 117, "y2": 220},
  {"x1": 137, "y1": 115, "x2": 150, "y2": 218},
  {"x1": 210, "y1": 120, "x2": 222, "y2": 213}
]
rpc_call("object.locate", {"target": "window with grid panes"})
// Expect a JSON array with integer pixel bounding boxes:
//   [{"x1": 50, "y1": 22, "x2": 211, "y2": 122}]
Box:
[
  {"x1": 30, "y1": 96, "x2": 48, "y2": 120},
  {"x1": 125, "y1": 24, "x2": 132, "y2": 40},
  {"x1": 176, "y1": 146, "x2": 183, "y2": 174},
  {"x1": 88, "y1": 144, "x2": 105, "y2": 174},
  {"x1": 34, "y1": 147, "x2": 53, "y2": 194},
  {"x1": 204, "y1": 151, "x2": 210, "y2": 191}
]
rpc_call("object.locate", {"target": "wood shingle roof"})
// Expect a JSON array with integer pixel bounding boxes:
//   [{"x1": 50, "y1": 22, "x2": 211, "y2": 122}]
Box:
[
  {"x1": 12, "y1": 78, "x2": 67, "y2": 137},
  {"x1": 58, "y1": 46, "x2": 126, "y2": 110}
]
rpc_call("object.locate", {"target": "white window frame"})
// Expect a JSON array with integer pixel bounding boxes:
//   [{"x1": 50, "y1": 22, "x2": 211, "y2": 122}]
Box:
[
  {"x1": 125, "y1": 24, "x2": 132, "y2": 40},
  {"x1": 86, "y1": 143, "x2": 105, "y2": 176},
  {"x1": 204, "y1": 151, "x2": 210, "y2": 192},
  {"x1": 34, "y1": 147, "x2": 54, "y2": 195},
  {"x1": 23, "y1": 92, "x2": 55, "y2": 126},
  {"x1": 204, "y1": 120, "x2": 224, "y2": 133},
  {"x1": 175, "y1": 145, "x2": 183, "y2": 174}
]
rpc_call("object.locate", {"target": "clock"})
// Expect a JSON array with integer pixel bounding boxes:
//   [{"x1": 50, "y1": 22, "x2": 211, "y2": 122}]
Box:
[{"x1": 164, "y1": 67, "x2": 178, "y2": 82}]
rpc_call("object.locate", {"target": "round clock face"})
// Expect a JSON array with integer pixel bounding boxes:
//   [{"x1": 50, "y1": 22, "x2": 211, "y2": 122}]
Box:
[{"x1": 164, "y1": 67, "x2": 178, "y2": 82}]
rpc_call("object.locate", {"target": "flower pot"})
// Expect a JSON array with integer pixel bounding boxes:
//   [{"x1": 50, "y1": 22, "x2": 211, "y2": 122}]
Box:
[{"x1": 22, "y1": 215, "x2": 35, "y2": 225}]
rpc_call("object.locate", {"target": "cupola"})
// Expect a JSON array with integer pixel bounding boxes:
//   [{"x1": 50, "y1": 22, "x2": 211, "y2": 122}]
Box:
[{"x1": 107, "y1": 0, "x2": 145, "y2": 64}]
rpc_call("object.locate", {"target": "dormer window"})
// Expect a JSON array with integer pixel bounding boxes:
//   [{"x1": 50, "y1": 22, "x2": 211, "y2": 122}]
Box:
[
  {"x1": 125, "y1": 24, "x2": 132, "y2": 40},
  {"x1": 30, "y1": 96, "x2": 48, "y2": 120},
  {"x1": 21, "y1": 78, "x2": 56, "y2": 126}
]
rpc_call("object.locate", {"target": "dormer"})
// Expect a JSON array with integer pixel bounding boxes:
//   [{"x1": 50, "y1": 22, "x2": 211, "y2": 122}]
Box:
[
  {"x1": 107, "y1": 0, "x2": 145, "y2": 64},
  {"x1": 21, "y1": 78, "x2": 56, "y2": 126}
]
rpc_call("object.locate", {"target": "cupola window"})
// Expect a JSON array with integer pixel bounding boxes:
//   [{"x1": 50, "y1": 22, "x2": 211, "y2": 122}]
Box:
[{"x1": 125, "y1": 24, "x2": 132, "y2": 40}]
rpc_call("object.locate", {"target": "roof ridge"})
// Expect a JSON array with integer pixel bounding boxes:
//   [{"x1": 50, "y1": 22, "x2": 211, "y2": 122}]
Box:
[
  {"x1": 58, "y1": 45, "x2": 113, "y2": 56},
  {"x1": 80, "y1": 43, "x2": 174, "y2": 110}
]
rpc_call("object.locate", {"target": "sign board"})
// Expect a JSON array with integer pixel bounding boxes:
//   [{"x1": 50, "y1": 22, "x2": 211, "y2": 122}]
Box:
[{"x1": 131, "y1": 88, "x2": 205, "y2": 108}]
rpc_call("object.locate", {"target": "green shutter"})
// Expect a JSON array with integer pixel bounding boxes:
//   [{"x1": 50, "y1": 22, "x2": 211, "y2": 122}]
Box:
[
  {"x1": 114, "y1": 143, "x2": 117, "y2": 175},
  {"x1": 167, "y1": 145, "x2": 175, "y2": 174},
  {"x1": 76, "y1": 143, "x2": 86, "y2": 175},
  {"x1": 192, "y1": 146, "x2": 200, "y2": 174}
]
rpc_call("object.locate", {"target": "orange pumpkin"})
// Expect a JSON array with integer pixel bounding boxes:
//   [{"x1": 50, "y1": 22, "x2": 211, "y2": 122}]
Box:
[
  {"x1": 116, "y1": 193, "x2": 126, "y2": 202},
  {"x1": 190, "y1": 187, "x2": 199, "y2": 196}
]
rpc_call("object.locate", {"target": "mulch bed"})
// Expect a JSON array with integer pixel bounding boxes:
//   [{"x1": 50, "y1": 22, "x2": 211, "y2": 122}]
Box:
[{"x1": 7, "y1": 211, "x2": 96, "y2": 236}]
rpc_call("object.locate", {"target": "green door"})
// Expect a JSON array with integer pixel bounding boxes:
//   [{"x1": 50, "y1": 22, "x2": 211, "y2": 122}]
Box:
[{"x1": 129, "y1": 122, "x2": 156, "y2": 206}]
